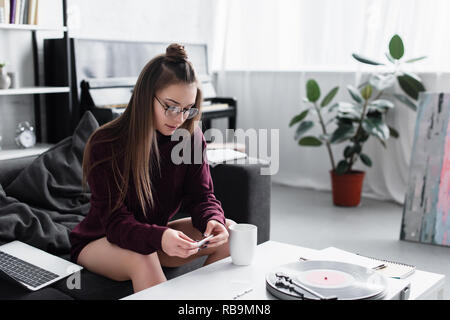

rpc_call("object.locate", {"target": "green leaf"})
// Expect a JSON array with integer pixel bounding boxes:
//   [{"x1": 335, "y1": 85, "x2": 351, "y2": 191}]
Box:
[
  {"x1": 337, "y1": 102, "x2": 362, "y2": 120},
  {"x1": 306, "y1": 79, "x2": 321, "y2": 102},
  {"x1": 360, "y1": 153, "x2": 373, "y2": 167},
  {"x1": 336, "y1": 160, "x2": 350, "y2": 174},
  {"x1": 389, "y1": 126, "x2": 400, "y2": 139},
  {"x1": 364, "y1": 115, "x2": 389, "y2": 149},
  {"x1": 361, "y1": 84, "x2": 373, "y2": 100},
  {"x1": 389, "y1": 34, "x2": 404, "y2": 59},
  {"x1": 397, "y1": 74, "x2": 425, "y2": 100},
  {"x1": 289, "y1": 110, "x2": 309, "y2": 127},
  {"x1": 352, "y1": 53, "x2": 384, "y2": 66},
  {"x1": 299, "y1": 136, "x2": 323, "y2": 147},
  {"x1": 330, "y1": 123, "x2": 355, "y2": 144},
  {"x1": 393, "y1": 94, "x2": 417, "y2": 111},
  {"x1": 344, "y1": 144, "x2": 362, "y2": 159},
  {"x1": 295, "y1": 121, "x2": 314, "y2": 140},
  {"x1": 347, "y1": 85, "x2": 363, "y2": 103},
  {"x1": 321, "y1": 87, "x2": 339, "y2": 107},
  {"x1": 362, "y1": 117, "x2": 390, "y2": 142},
  {"x1": 405, "y1": 56, "x2": 427, "y2": 63},
  {"x1": 368, "y1": 99, "x2": 395, "y2": 112},
  {"x1": 344, "y1": 146, "x2": 352, "y2": 158}
]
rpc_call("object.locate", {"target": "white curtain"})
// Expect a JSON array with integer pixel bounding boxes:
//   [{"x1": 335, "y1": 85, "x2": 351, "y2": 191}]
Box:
[
  {"x1": 211, "y1": 0, "x2": 450, "y2": 204},
  {"x1": 211, "y1": 0, "x2": 450, "y2": 72}
]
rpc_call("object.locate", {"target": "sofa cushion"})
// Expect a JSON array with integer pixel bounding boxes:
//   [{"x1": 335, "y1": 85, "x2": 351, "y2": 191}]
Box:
[
  {"x1": 4, "y1": 111, "x2": 98, "y2": 216},
  {"x1": 0, "y1": 156, "x2": 36, "y2": 188},
  {"x1": 0, "y1": 112, "x2": 98, "y2": 253}
]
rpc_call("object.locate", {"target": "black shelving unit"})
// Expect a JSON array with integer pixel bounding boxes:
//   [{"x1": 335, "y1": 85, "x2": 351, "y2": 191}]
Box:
[{"x1": 0, "y1": 0, "x2": 71, "y2": 159}]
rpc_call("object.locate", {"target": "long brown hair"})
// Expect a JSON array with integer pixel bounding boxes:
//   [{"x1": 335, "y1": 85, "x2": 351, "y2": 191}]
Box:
[{"x1": 82, "y1": 43, "x2": 203, "y2": 216}]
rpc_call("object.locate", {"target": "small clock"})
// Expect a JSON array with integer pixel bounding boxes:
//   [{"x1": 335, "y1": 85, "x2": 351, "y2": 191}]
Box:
[{"x1": 15, "y1": 121, "x2": 36, "y2": 149}]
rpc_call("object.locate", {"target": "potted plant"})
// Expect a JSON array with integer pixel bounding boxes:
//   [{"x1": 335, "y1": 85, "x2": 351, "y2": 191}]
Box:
[{"x1": 289, "y1": 34, "x2": 426, "y2": 206}]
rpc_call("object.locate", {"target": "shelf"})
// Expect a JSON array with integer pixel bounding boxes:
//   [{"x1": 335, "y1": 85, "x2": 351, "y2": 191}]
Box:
[
  {"x1": 0, "y1": 143, "x2": 53, "y2": 161},
  {"x1": 0, "y1": 23, "x2": 67, "y2": 32},
  {"x1": 0, "y1": 87, "x2": 70, "y2": 96}
]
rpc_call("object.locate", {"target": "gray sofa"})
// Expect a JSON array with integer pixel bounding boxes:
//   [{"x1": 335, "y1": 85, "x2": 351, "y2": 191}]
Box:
[{"x1": 0, "y1": 116, "x2": 271, "y2": 300}]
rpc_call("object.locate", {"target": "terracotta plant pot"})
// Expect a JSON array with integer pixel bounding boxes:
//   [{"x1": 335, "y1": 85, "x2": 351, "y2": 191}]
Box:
[{"x1": 330, "y1": 170, "x2": 365, "y2": 207}]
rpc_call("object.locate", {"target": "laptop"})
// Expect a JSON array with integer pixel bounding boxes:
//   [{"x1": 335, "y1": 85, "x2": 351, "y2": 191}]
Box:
[{"x1": 0, "y1": 240, "x2": 83, "y2": 291}]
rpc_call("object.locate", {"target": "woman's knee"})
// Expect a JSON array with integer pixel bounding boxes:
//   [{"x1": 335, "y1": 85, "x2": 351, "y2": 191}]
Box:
[{"x1": 128, "y1": 252, "x2": 166, "y2": 279}]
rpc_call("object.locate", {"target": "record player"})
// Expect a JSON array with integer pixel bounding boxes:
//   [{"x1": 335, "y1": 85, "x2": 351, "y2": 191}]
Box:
[{"x1": 266, "y1": 260, "x2": 411, "y2": 300}]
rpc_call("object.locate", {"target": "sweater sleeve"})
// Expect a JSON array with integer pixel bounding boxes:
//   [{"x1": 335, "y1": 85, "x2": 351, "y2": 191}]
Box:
[
  {"x1": 88, "y1": 142, "x2": 168, "y2": 255},
  {"x1": 182, "y1": 128, "x2": 227, "y2": 234}
]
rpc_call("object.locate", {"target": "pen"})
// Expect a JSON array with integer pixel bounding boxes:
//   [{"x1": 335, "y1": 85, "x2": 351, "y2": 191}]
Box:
[{"x1": 373, "y1": 264, "x2": 387, "y2": 270}]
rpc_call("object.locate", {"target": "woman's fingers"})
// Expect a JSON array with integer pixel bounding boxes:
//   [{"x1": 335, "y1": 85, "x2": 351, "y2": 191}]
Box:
[
  {"x1": 176, "y1": 246, "x2": 199, "y2": 258},
  {"x1": 201, "y1": 232, "x2": 228, "y2": 248},
  {"x1": 204, "y1": 239, "x2": 227, "y2": 248},
  {"x1": 176, "y1": 232, "x2": 198, "y2": 249}
]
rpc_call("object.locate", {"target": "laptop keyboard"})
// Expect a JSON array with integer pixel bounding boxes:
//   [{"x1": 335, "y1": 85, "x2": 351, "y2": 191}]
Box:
[{"x1": 0, "y1": 250, "x2": 59, "y2": 288}]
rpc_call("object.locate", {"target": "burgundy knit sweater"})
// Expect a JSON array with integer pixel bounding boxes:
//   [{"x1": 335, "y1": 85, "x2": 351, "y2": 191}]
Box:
[{"x1": 69, "y1": 127, "x2": 226, "y2": 263}]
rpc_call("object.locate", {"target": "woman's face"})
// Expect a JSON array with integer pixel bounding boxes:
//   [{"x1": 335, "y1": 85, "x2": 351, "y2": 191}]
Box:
[{"x1": 153, "y1": 82, "x2": 198, "y2": 136}]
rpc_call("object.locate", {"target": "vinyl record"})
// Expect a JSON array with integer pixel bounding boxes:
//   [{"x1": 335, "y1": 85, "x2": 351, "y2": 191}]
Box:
[{"x1": 266, "y1": 260, "x2": 388, "y2": 300}]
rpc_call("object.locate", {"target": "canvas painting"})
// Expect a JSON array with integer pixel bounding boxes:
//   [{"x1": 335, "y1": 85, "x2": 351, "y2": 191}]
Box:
[{"x1": 401, "y1": 92, "x2": 450, "y2": 246}]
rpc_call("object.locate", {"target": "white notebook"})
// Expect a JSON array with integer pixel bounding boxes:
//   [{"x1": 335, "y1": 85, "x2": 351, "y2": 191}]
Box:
[
  {"x1": 300, "y1": 247, "x2": 415, "y2": 279},
  {"x1": 356, "y1": 253, "x2": 416, "y2": 279},
  {"x1": 301, "y1": 247, "x2": 384, "y2": 269}
]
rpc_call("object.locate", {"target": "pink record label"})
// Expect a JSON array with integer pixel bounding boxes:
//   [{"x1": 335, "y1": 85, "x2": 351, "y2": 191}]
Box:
[{"x1": 296, "y1": 269, "x2": 355, "y2": 289}]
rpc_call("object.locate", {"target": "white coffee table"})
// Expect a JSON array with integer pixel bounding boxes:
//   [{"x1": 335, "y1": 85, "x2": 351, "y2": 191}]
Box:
[{"x1": 122, "y1": 241, "x2": 445, "y2": 300}]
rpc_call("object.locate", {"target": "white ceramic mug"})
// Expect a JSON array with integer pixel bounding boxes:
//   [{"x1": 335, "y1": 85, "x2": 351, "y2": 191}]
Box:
[{"x1": 229, "y1": 224, "x2": 257, "y2": 265}]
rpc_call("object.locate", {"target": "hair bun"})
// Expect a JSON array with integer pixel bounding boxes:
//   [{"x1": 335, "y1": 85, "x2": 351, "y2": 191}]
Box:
[{"x1": 165, "y1": 43, "x2": 188, "y2": 63}]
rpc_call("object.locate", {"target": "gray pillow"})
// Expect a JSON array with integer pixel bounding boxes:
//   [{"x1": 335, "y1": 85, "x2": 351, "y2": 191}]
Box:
[{"x1": 4, "y1": 111, "x2": 99, "y2": 216}]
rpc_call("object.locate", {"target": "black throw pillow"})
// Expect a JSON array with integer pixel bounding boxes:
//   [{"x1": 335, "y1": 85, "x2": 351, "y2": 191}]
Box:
[{"x1": 4, "y1": 111, "x2": 99, "y2": 216}]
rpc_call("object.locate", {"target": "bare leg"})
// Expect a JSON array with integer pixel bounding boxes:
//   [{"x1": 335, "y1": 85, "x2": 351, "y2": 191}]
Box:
[
  {"x1": 77, "y1": 237, "x2": 167, "y2": 293},
  {"x1": 157, "y1": 218, "x2": 236, "y2": 267}
]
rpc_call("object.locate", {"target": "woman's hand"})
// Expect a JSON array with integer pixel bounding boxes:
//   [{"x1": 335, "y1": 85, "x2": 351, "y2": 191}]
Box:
[
  {"x1": 202, "y1": 220, "x2": 229, "y2": 248},
  {"x1": 161, "y1": 228, "x2": 199, "y2": 258}
]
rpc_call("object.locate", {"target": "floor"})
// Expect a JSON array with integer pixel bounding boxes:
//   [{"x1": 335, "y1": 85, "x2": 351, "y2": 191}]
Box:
[{"x1": 270, "y1": 184, "x2": 450, "y2": 299}]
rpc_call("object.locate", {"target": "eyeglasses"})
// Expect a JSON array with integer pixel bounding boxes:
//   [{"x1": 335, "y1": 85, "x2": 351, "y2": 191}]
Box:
[{"x1": 155, "y1": 96, "x2": 199, "y2": 120}]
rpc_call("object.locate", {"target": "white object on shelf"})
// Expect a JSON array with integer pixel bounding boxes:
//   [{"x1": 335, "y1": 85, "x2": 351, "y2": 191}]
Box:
[
  {"x1": 201, "y1": 103, "x2": 230, "y2": 113},
  {"x1": 0, "y1": 87, "x2": 70, "y2": 95},
  {"x1": 0, "y1": 143, "x2": 52, "y2": 160},
  {"x1": 0, "y1": 23, "x2": 67, "y2": 31}
]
